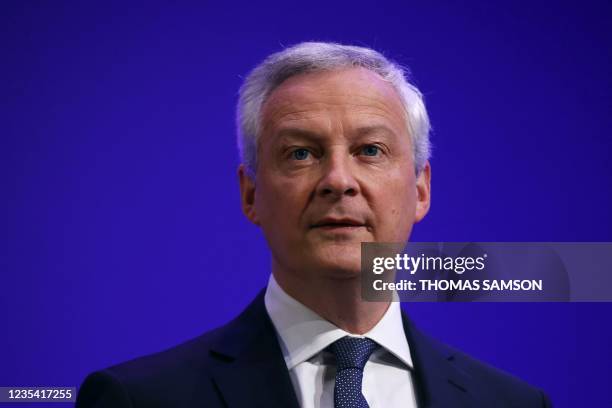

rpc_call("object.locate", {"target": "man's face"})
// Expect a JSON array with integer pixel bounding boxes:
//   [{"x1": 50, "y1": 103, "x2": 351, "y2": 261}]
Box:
[{"x1": 239, "y1": 67, "x2": 430, "y2": 280}]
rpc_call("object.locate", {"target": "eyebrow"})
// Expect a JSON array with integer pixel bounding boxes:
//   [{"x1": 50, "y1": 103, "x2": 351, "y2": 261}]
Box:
[
  {"x1": 354, "y1": 125, "x2": 398, "y2": 138},
  {"x1": 274, "y1": 127, "x2": 323, "y2": 142}
]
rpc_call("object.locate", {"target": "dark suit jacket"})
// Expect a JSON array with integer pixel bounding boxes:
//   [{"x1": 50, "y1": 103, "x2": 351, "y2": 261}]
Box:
[{"x1": 77, "y1": 291, "x2": 552, "y2": 407}]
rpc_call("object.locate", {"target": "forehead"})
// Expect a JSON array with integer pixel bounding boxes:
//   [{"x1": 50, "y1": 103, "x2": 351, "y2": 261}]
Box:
[{"x1": 260, "y1": 67, "x2": 408, "y2": 138}]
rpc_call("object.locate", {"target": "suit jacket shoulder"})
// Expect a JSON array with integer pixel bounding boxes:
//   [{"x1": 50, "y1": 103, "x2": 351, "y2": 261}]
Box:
[
  {"x1": 76, "y1": 326, "x2": 226, "y2": 407},
  {"x1": 400, "y1": 312, "x2": 551, "y2": 407},
  {"x1": 76, "y1": 291, "x2": 300, "y2": 408}
]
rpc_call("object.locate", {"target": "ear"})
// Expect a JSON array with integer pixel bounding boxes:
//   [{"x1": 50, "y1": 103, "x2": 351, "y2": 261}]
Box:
[
  {"x1": 238, "y1": 164, "x2": 260, "y2": 225},
  {"x1": 414, "y1": 161, "x2": 431, "y2": 223}
]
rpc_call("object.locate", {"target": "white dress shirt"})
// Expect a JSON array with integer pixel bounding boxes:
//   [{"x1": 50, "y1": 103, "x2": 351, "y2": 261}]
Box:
[{"x1": 264, "y1": 274, "x2": 418, "y2": 408}]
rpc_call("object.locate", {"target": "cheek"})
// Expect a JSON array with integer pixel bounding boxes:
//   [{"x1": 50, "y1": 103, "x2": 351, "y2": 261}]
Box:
[
  {"x1": 371, "y1": 173, "x2": 417, "y2": 237},
  {"x1": 254, "y1": 177, "x2": 306, "y2": 230}
]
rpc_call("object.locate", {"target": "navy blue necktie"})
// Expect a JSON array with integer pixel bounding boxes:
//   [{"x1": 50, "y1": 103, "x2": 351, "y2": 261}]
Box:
[{"x1": 329, "y1": 337, "x2": 380, "y2": 408}]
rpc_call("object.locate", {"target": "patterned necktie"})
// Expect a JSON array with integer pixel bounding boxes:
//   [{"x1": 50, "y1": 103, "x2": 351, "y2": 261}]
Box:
[{"x1": 329, "y1": 336, "x2": 380, "y2": 408}]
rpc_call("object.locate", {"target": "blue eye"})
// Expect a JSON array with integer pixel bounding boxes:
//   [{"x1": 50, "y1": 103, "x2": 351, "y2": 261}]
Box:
[
  {"x1": 292, "y1": 148, "x2": 310, "y2": 160},
  {"x1": 361, "y1": 145, "x2": 380, "y2": 156}
]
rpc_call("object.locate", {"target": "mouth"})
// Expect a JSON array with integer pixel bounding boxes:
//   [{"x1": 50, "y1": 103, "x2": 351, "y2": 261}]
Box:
[{"x1": 310, "y1": 218, "x2": 367, "y2": 230}]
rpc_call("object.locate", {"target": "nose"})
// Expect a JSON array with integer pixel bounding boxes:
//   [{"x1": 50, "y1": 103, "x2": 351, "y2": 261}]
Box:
[{"x1": 315, "y1": 151, "x2": 360, "y2": 199}]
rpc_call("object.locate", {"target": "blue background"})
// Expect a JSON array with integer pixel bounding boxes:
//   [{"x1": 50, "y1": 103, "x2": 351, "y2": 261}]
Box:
[{"x1": 2, "y1": 1, "x2": 611, "y2": 406}]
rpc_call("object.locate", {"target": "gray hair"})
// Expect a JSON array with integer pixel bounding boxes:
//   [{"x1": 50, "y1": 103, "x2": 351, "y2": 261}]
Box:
[{"x1": 236, "y1": 42, "x2": 431, "y2": 176}]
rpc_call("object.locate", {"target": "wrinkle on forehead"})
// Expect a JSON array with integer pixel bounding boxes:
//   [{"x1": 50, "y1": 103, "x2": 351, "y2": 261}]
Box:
[{"x1": 260, "y1": 67, "x2": 409, "y2": 140}]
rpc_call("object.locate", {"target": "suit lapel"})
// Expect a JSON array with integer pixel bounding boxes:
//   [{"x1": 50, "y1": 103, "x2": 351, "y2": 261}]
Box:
[
  {"x1": 208, "y1": 291, "x2": 300, "y2": 408},
  {"x1": 401, "y1": 310, "x2": 495, "y2": 408}
]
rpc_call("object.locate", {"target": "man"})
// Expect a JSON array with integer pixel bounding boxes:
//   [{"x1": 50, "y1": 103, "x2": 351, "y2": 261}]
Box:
[{"x1": 77, "y1": 42, "x2": 551, "y2": 407}]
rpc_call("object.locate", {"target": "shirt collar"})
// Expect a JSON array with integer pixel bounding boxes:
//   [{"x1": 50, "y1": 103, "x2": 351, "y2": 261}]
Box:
[{"x1": 264, "y1": 273, "x2": 413, "y2": 370}]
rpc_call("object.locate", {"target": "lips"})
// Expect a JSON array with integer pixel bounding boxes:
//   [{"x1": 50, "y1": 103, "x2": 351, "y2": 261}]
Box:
[{"x1": 310, "y1": 217, "x2": 366, "y2": 229}]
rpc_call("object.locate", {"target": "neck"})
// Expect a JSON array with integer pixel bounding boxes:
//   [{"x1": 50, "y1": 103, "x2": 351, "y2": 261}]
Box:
[{"x1": 272, "y1": 263, "x2": 390, "y2": 335}]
